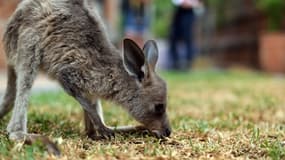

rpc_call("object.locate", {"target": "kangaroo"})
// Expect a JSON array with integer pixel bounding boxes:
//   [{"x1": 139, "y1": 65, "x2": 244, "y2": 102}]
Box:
[{"x1": 0, "y1": 0, "x2": 171, "y2": 156}]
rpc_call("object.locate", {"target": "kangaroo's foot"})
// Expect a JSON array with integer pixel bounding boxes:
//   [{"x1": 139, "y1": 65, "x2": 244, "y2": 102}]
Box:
[{"x1": 9, "y1": 131, "x2": 61, "y2": 156}]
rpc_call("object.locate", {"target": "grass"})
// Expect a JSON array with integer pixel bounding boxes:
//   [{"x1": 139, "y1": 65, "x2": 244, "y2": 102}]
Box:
[{"x1": 0, "y1": 69, "x2": 285, "y2": 159}]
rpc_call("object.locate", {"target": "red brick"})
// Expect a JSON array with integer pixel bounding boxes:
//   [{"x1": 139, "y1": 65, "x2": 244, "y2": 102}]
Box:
[
  {"x1": 0, "y1": 0, "x2": 20, "y2": 69},
  {"x1": 259, "y1": 33, "x2": 285, "y2": 73}
]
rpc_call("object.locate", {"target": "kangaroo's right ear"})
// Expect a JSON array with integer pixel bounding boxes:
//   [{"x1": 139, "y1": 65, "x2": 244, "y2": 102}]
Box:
[
  {"x1": 123, "y1": 39, "x2": 145, "y2": 81},
  {"x1": 143, "y1": 40, "x2": 159, "y2": 77}
]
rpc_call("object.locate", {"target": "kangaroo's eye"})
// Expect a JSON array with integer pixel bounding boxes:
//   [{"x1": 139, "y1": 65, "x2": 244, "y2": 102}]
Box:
[{"x1": 154, "y1": 104, "x2": 165, "y2": 115}]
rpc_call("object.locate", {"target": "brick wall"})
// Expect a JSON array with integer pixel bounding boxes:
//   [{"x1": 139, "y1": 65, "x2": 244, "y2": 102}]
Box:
[
  {"x1": 0, "y1": 0, "x2": 19, "y2": 69},
  {"x1": 0, "y1": 25, "x2": 5, "y2": 69}
]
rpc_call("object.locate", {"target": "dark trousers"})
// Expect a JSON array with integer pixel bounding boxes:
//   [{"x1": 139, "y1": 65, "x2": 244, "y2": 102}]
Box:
[{"x1": 169, "y1": 8, "x2": 195, "y2": 69}]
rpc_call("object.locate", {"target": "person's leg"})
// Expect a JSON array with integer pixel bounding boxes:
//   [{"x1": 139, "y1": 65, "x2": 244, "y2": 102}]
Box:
[
  {"x1": 181, "y1": 12, "x2": 195, "y2": 69},
  {"x1": 133, "y1": 6, "x2": 151, "y2": 48},
  {"x1": 169, "y1": 12, "x2": 182, "y2": 70},
  {"x1": 169, "y1": 32, "x2": 179, "y2": 70},
  {"x1": 123, "y1": 7, "x2": 144, "y2": 47}
]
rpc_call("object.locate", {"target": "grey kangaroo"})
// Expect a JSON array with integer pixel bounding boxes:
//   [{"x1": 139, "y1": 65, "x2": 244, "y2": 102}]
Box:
[{"x1": 0, "y1": 0, "x2": 171, "y2": 156}]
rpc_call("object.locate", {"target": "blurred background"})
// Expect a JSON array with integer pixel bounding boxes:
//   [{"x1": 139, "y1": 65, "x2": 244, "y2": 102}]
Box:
[
  {"x1": 0, "y1": 0, "x2": 285, "y2": 90},
  {"x1": 1, "y1": 1, "x2": 285, "y2": 159}
]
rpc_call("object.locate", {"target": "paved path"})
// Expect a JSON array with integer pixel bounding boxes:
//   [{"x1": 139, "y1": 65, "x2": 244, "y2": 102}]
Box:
[{"x1": 0, "y1": 72, "x2": 60, "y2": 96}]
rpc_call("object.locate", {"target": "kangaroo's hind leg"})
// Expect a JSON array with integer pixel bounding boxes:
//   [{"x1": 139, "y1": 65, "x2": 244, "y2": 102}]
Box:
[
  {"x1": 5, "y1": 30, "x2": 60, "y2": 156},
  {"x1": 6, "y1": 29, "x2": 40, "y2": 140},
  {"x1": 0, "y1": 65, "x2": 17, "y2": 118},
  {"x1": 6, "y1": 62, "x2": 38, "y2": 139}
]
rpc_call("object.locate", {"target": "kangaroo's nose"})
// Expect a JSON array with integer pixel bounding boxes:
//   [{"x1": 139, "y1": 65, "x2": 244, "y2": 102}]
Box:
[{"x1": 164, "y1": 128, "x2": 171, "y2": 137}]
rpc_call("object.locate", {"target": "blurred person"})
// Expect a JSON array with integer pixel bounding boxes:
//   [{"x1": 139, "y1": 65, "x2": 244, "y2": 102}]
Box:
[
  {"x1": 169, "y1": 0, "x2": 204, "y2": 70},
  {"x1": 121, "y1": 0, "x2": 151, "y2": 47},
  {"x1": 93, "y1": 0, "x2": 119, "y2": 43}
]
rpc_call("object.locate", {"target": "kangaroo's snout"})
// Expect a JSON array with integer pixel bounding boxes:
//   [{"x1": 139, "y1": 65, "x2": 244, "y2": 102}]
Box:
[
  {"x1": 161, "y1": 120, "x2": 172, "y2": 137},
  {"x1": 151, "y1": 127, "x2": 172, "y2": 139},
  {"x1": 145, "y1": 116, "x2": 171, "y2": 139},
  {"x1": 164, "y1": 127, "x2": 172, "y2": 137}
]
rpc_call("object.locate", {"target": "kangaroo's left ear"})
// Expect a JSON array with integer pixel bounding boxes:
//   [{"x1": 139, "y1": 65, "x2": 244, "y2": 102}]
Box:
[
  {"x1": 143, "y1": 40, "x2": 159, "y2": 75},
  {"x1": 123, "y1": 38, "x2": 145, "y2": 80}
]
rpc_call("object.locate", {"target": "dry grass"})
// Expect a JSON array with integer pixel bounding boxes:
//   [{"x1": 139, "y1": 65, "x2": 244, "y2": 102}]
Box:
[{"x1": 0, "y1": 70, "x2": 285, "y2": 160}]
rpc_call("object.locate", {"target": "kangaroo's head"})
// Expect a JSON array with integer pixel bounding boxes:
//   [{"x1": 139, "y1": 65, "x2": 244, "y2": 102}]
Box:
[{"x1": 122, "y1": 39, "x2": 171, "y2": 138}]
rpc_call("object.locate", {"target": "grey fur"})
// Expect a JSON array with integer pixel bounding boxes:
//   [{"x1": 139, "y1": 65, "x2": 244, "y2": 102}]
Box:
[{"x1": 0, "y1": 0, "x2": 171, "y2": 154}]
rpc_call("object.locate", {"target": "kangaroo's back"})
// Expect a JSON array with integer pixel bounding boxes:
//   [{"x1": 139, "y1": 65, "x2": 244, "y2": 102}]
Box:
[
  {"x1": 3, "y1": 0, "x2": 115, "y2": 72},
  {"x1": 4, "y1": 0, "x2": 54, "y2": 58}
]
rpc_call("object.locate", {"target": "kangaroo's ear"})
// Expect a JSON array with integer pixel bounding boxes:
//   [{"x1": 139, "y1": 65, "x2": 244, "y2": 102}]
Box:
[
  {"x1": 143, "y1": 40, "x2": 159, "y2": 74},
  {"x1": 123, "y1": 39, "x2": 145, "y2": 80}
]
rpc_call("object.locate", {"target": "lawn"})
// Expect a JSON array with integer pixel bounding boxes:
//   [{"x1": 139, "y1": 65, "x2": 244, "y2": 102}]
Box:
[{"x1": 0, "y1": 70, "x2": 285, "y2": 160}]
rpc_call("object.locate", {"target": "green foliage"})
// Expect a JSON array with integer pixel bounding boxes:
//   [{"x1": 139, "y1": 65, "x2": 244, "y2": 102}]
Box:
[
  {"x1": 256, "y1": 0, "x2": 285, "y2": 31},
  {"x1": 152, "y1": 0, "x2": 174, "y2": 38},
  {"x1": 206, "y1": 0, "x2": 228, "y2": 28},
  {"x1": 261, "y1": 140, "x2": 285, "y2": 160}
]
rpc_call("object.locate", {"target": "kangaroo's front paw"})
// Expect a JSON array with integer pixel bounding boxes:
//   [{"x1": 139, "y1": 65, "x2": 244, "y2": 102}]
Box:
[
  {"x1": 112, "y1": 125, "x2": 148, "y2": 134},
  {"x1": 88, "y1": 127, "x2": 115, "y2": 140}
]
